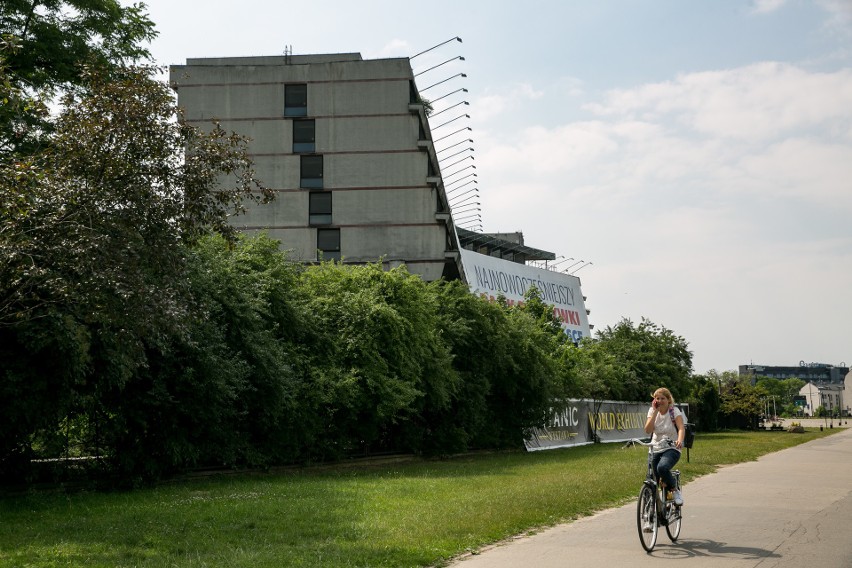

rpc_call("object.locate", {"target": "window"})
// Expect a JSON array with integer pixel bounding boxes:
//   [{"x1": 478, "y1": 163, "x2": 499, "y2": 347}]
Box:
[
  {"x1": 293, "y1": 119, "x2": 315, "y2": 153},
  {"x1": 284, "y1": 84, "x2": 307, "y2": 116},
  {"x1": 300, "y1": 155, "x2": 323, "y2": 188},
  {"x1": 317, "y1": 228, "x2": 340, "y2": 261},
  {"x1": 309, "y1": 192, "x2": 332, "y2": 225}
]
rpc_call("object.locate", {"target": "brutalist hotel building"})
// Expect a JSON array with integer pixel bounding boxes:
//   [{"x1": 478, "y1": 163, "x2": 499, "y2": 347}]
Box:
[{"x1": 170, "y1": 53, "x2": 463, "y2": 281}]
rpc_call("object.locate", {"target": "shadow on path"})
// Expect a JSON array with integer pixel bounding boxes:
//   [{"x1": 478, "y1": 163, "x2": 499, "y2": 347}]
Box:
[{"x1": 647, "y1": 538, "x2": 780, "y2": 561}]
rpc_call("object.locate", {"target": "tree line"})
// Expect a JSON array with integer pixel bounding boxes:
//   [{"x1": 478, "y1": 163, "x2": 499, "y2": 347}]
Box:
[{"x1": 2, "y1": 1, "x2": 777, "y2": 487}]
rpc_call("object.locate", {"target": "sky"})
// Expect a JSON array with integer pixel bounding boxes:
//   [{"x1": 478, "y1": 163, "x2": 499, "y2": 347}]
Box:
[{"x1": 134, "y1": 0, "x2": 852, "y2": 374}]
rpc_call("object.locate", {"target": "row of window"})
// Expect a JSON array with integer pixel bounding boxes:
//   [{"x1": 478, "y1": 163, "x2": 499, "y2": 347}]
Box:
[{"x1": 283, "y1": 85, "x2": 336, "y2": 260}]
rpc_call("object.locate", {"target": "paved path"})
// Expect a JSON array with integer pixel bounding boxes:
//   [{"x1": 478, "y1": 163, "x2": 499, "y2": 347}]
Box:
[{"x1": 450, "y1": 425, "x2": 852, "y2": 567}]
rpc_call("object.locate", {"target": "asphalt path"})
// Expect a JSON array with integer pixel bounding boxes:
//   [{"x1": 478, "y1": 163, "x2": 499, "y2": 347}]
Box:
[{"x1": 449, "y1": 421, "x2": 852, "y2": 567}]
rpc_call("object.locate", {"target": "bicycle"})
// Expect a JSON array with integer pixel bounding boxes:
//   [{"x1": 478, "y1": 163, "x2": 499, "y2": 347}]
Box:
[{"x1": 627, "y1": 438, "x2": 682, "y2": 552}]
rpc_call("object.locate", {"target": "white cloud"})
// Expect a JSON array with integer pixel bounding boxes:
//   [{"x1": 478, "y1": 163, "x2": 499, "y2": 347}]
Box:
[
  {"x1": 373, "y1": 39, "x2": 411, "y2": 58},
  {"x1": 473, "y1": 83, "x2": 544, "y2": 121},
  {"x1": 750, "y1": 0, "x2": 787, "y2": 14},
  {"x1": 584, "y1": 63, "x2": 852, "y2": 143}
]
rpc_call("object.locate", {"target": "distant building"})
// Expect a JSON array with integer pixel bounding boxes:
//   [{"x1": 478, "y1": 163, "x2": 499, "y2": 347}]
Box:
[
  {"x1": 797, "y1": 381, "x2": 847, "y2": 417},
  {"x1": 739, "y1": 362, "x2": 849, "y2": 384}
]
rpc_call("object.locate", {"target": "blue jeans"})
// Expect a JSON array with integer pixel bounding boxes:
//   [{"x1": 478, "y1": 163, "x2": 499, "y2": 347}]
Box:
[{"x1": 652, "y1": 449, "x2": 681, "y2": 491}]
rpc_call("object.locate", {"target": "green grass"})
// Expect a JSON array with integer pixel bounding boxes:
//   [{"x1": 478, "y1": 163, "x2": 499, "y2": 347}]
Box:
[{"x1": 0, "y1": 428, "x2": 838, "y2": 567}]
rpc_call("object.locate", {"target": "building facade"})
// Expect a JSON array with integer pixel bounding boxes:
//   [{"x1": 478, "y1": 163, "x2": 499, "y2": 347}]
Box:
[
  {"x1": 170, "y1": 53, "x2": 461, "y2": 281},
  {"x1": 797, "y1": 381, "x2": 847, "y2": 417},
  {"x1": 739, "y1": 362, "x2": 849, "y2": 384}
]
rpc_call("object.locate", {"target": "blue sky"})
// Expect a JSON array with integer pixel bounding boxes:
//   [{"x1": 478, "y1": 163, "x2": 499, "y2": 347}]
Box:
[{"x1": 137, "y1": 0, "x2": 852, "y2": 374}]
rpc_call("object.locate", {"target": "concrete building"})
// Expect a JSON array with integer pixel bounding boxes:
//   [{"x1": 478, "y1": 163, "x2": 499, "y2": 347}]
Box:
[
  {"x1": 797, "y1": 381, "x2": 846, "y2": 417},
  {"x1": 170, "y1": 53, "x2": 464, "y2": 281},
  {"x1": 168, "y1": 52, "x2": 591, "y2": 336}
]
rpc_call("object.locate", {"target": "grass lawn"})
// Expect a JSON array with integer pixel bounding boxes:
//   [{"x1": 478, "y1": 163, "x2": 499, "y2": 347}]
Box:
[{"x1": 0, "y1": 428, "x2": 838, "y2": 567}]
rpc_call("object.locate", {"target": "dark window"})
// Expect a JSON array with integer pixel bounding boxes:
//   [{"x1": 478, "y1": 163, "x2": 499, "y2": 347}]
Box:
[
  {"x1": 284, "y1": 84, "x2": 307, "y2": 116},
  {"x1": 317, "y1": 228, "x2": 340, "y2": 261},
  {"x1": 300, "y1": 155, "x2": 323, "y2": 188},
  {"x1": 293, "y1": 119, "x2": 315, "y2": 153},
  {"x1": 309, "y1": 192, "x2": 332, "y2": 225}
]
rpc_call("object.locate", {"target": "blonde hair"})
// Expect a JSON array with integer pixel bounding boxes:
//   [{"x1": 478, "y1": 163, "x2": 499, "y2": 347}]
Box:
[{"x1": 653, "y1": 387, "x2": 675, "y2": 405}]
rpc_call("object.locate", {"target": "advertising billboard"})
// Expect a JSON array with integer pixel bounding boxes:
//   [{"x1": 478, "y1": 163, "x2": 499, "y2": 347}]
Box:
[
  {"x1": 525, "y1": 400, "x2": 690, "y2": 451},
  {"x1": 459, "y1": 249, "x2": 591, "y2": 343}
]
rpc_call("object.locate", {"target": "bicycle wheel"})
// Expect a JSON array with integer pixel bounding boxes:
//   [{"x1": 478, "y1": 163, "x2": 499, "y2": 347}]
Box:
[
  {"x1": 637, "y1": 484, "x2": 657, "y2": 552},
  {"x1": 665, "y1": 502, "x2": 682, "y2": 542}
]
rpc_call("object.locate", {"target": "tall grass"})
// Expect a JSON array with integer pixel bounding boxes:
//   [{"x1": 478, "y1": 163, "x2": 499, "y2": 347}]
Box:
[{"x1": 0, "y1": 429, "x2": 836, "y2": 567}]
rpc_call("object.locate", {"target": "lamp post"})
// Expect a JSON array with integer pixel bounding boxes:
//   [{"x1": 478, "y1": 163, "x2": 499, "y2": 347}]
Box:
[
  {"x1": 437, "y1": 138, "x2": 473, "y2": 154},
  {"x1": 441, "y1": 155, "x2": 473, "y2": 171},
  {"x1": 450, "y1": 192, "x2": 479, "y2": 207},
  {"x1": 411, "y1": 36, "x2": 462, "y2": 59},
  {"x1": 443, "y1": 165, "x2": 476, "y2": 179},
  {"x1": 571, "y1": 261, "x2": 593, "y2": 274},
  {"x1": 430, "y1": 100, "x2": 469, "y2": 118},
  {"x1": 440, "y1": 147, "x2": 473, "y2": 162},
  {"x1": 414, "y1": 56, "x2": 465, "y2": 77},
  {"x1": 447, "y1": 184, "x2": 478, "y2": 199},
  {"x1": 433, "y1": 126, "x2": 472, "y2": 143},
  {"x1": 433, "y1": 114, "x2": 470, "y2": 130},
  {"x1": 429, "y1": 88, "x2": 468, "y2": 105},
  {"x1": 421, "y1": 73, "x2": 467, "y2": 92},
  {"x1": 445, "y1": 173, "x2": 476, "y2": 186}
]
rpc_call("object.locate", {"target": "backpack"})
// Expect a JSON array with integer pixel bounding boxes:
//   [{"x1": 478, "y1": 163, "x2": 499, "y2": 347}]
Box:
[{"x1": 669, "y1": 407, "x2": 696, "y2": 460}]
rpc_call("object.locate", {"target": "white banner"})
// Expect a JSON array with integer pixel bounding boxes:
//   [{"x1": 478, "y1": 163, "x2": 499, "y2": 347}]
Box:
[{"x1": 459, "y1": 249, "x2": 590, "y2": 342}]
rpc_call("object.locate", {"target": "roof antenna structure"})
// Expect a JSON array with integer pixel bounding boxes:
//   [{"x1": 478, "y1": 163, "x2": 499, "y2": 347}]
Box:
[{"x1": 284, "y1": 45, "x2": 292, "y2": 64}]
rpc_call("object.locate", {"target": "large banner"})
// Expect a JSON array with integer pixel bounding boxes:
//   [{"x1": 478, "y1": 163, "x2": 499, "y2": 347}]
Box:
[
  {"x1": 459, "y1": 249, "x2": 590, "y2": 343},
  {"x1": 525, "y1": 399, "x2": 689, "y2": 451}
]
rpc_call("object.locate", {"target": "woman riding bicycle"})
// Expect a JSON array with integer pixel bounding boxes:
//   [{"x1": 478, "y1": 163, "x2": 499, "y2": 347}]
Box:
[{"x1": 644, "y1": 387, "x2": 686, "y2": 505}]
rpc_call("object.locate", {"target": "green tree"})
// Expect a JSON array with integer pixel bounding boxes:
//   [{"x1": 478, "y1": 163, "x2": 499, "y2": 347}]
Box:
[
  {"x1": 0, "y1": 65, "x2": 271, "y2": 481},
  {"x1": 686, "y1": 374, "x2": 721, "y2": 431},
  {"x1": 294, "y1": 262, "x2": 457, "y2": 458},
  {"x1": 592, "y1": 317, "x2": 693, "y2": 402},
  {"x1": 720, "y1": 378, "x2": 767, "y2": 429},
  {"x1": 1, "y1": 0, "x2": 156, "y2": 153}
]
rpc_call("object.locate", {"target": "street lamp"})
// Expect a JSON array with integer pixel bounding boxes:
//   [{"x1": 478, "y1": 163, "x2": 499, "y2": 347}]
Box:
[
  {"x1": 437, "y1": 138, "x2": 473, "y2": 154},
  {"x1": 429, "y1": 88, "x2": 468, "y2": 105},
  {"x1": 441, "y1": 155, "x2": 473, "y2": 170},
  {"x1": 420, "y1": 73, "x2": 467, "y2": 92},
  {"x1": 433, "y1": 114, "x2": 470, "y2": 130},
  {"x1": 440, "y1": 147, "x2": 473, "y2": 162},
  {"x1": 443, "y1": 165, "x2": 476, "y2": 179},
  {"x1": 411, "y1": 36, "x2": 463, "y2": 59},
  {"x1": 414, "y1": 56, "x2": 465, "y2": 77},
  {"x1": 430, "y1": 100, "x2": 469, "y2": 118},
  {"x1": 433, "y1": 126, "x2": 472, "y2": 143},
  {"x1": 571, "y1": 261, "x2": 593, "y2": 274}
]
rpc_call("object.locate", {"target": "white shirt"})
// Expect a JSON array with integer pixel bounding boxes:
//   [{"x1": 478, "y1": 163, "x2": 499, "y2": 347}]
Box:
[{"x1": 647, "y1": 406, "x2": 683, "y2": 453}]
